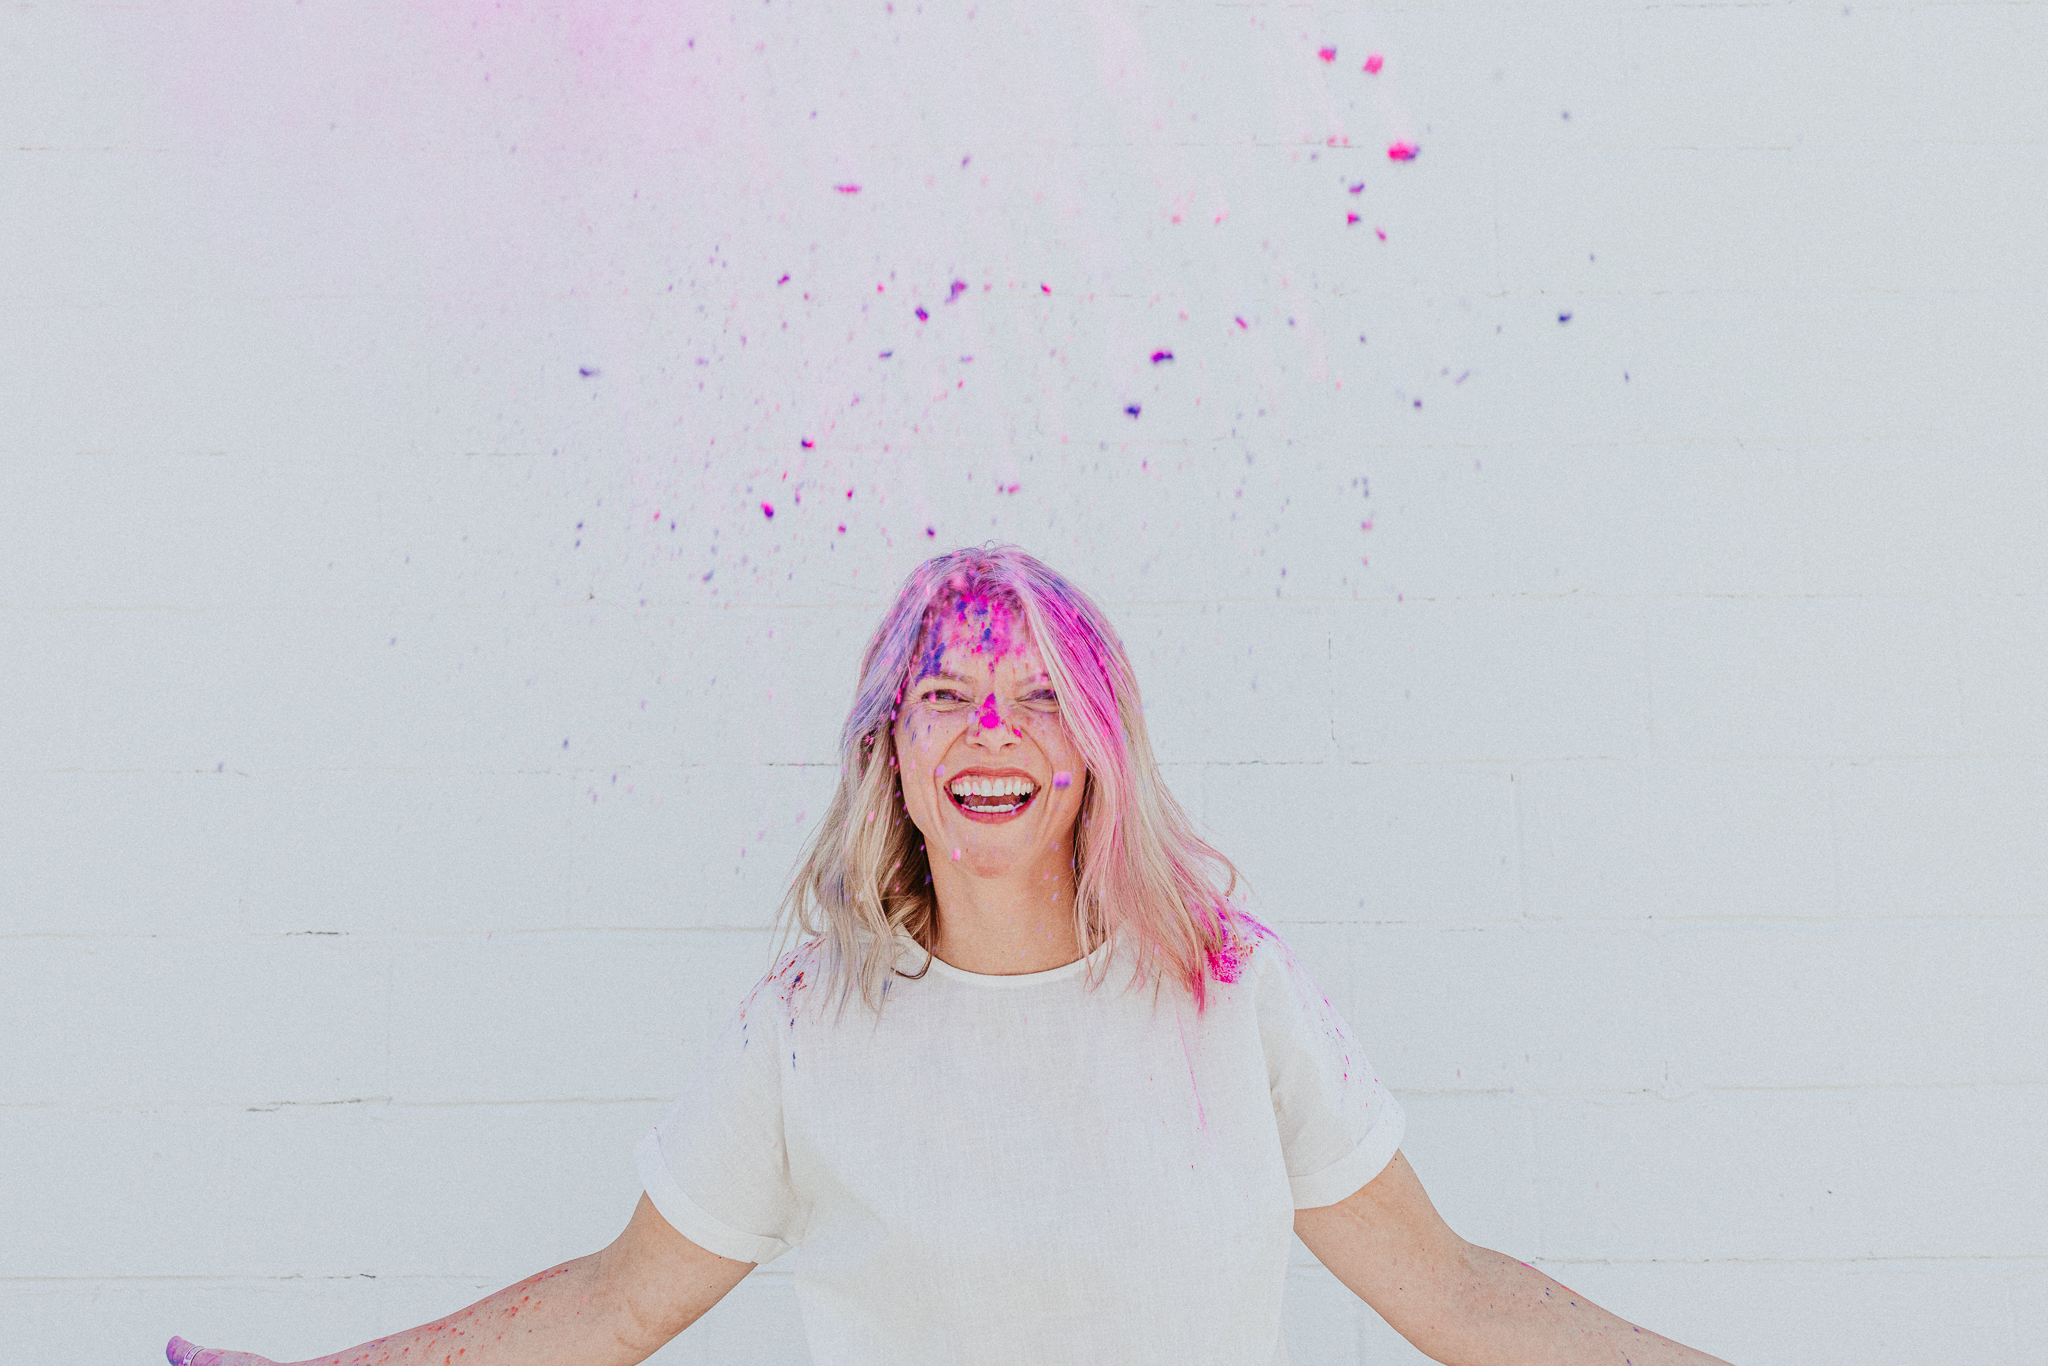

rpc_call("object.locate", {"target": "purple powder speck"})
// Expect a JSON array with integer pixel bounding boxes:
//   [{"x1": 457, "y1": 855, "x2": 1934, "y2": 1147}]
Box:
[
  {"x1": 1125, "y1": 403, "x2": 1142, "y2": 418},
  {"x1": 578, "y1": 367, "x2": 598, "y2": 377},
  {"x1": 762, "y1": 502, "x2": 776, "y2": 519},
  {"x1": 947, "y1": 279, "x2": 968, "y2": 302},
  {"x1": 1558, "y1": 311, "x2": 1573, "y2": 323},
  {"x1": 915, "y1": 306, "x2": 929, "y2": 321},
  {"x1": 1151, "y1": 350, "x2": 1174, "y2": 363},
  {"x1": 1386, "y1": 141, "x2": 1419, "y2": 161},
  {"x1": 1052, "y1": 771, "x2": 1073, "y2": 788}
]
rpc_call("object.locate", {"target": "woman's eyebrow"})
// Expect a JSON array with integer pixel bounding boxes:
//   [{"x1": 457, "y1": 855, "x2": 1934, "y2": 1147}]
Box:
[{"x1": 914, "y1": 669, "x2": 976, "y2": 687}]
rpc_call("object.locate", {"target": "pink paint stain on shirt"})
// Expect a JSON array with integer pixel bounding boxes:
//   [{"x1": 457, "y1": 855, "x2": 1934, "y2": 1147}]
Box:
[
  {"x1": 833, "y1": 183, "x2": 861, "y2": 194},
  {"x1": 975, "y1": 692, "x2": 1002, "y2": 729},
  {"x1": 1386, "y1": 141, "x2": 1419, "y2": 161},
  {"x1": 1364, "y1": 52, "x2": 1384, "y2": 74}
]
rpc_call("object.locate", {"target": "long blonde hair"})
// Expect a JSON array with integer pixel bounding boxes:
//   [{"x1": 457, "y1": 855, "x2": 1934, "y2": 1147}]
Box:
[{"x1": 776, "y1": 545, "x2": 1251, "y2": 1013}]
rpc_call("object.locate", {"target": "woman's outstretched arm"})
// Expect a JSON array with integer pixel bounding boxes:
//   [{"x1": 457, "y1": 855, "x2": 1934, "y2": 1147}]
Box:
[
  {"x1": 1294, "y1": 1152, "x2": 1735, "y2": 1366},
  {"x1": 165, "y1": 1194, "x2": 753, "y2": 1366}
]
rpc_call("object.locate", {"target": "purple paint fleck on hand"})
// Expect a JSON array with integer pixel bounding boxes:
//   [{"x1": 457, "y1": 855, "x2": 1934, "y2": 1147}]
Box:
[
  {"x1": 915, "y1": 305, "x2": 929, "y2": 321},
  {"x1": 947, "y1": 279, "x2": 968, "y2": 302},
  {"x1": 1151, "y1": 350, "x2": 1174, "y2": 363},
  {"x1": 762, "y1": 502, "x2": 776, "y2": 519},
  {"x1": 1387, "y1": 141, "x2": 1419, "y2": 161},
  {"x1": 1364, "y1": 52, "x2": 1384, "y2": 74},
  {"x1": 1052, "y1": 770, "x2": 1073, "y2": 788},
  {"x1": 1125, "y1": 403, "x2": 1142, "y2": 417},
  {"x1": 976, "y1": 693, "x2": 1001, "y2": 729}
]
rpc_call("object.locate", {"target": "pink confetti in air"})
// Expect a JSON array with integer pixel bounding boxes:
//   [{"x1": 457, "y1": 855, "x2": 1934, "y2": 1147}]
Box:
[
  {"x1": 947, "y1": 279, "x2": 968, "y2": 302},
  {"x1": 761, "y1": 502, "x2": 775, "y2": 519},
  {"x1": 1317, "y1": 46, "x2": 1336, "y2": 62},
  {"x1": 1375, "y1": 226, "x2": 1387, "y2": 240},
  {"x1": 976, "y1": 693, "x2": 1001, "y2": 729},
  {"x1": 1387, "y1": 141, "x2": 1419, "y2": 161},
  {"x1": 1040, "y1": 283, "x2": 1052, "y2": 294},
  {"x1": 800, "y1": 438, "x2": 814, "y2": 448},
  {"x1": 1347, "y1": 212, "x2": 1360, "y2": 225},
  {"x1": 1349, "y1": 182, "x2": 1364, "y2": 194},
  {"x1": 1364, "y1": 52, "x2": 1384, "y2": 74},
  {"x1": 1052, "y1": 771, "x2": 1073, "y2": 788},
  {"x1": 777, "y1": 274, "x2": 790, "y2": 285},
  {"x1": 915, "y1": 306, "x2": 929, "y2": 321},
  {"x1": 1234, "y1": 316, "x2": 1248, "y2": 329},
  {"x1": 1150, "y1": 350, "x2": 1174, "y2": 363},
  {"x1": 834, "y1": 183, "x2": 861, "y2": 194}
]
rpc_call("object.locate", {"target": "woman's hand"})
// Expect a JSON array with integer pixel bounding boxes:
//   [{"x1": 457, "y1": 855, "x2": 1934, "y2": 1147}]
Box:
[{"x1": 164, "y1": 1339, "x2": 278, "y2": 1366}]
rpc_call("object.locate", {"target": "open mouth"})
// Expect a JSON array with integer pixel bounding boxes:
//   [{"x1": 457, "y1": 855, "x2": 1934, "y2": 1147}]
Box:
[{"x1": 947, "y1": 774, "x2": 1037, "y2": 820}]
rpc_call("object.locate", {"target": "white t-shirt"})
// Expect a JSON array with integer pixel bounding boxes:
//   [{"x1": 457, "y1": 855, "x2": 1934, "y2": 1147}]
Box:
[{"x1": 634, "y1": 924, "x2": 1404, "y2": 1366}]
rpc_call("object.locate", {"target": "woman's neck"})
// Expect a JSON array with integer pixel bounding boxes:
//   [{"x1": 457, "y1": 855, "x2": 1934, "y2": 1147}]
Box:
[{"x1": 927, "y1": 857, "x2": 1085, "y2": 975}]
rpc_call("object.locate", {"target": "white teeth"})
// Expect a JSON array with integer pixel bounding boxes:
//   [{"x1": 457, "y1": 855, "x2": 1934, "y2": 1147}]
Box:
[{"x1": 948, "y1": 775, "x2": 1037, "y2": 800}]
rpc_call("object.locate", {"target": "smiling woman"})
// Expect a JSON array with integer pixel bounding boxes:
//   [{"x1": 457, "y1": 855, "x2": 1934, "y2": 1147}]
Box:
[{"x1": 165, "y1": 547, "x2": 1733, "y2": 1366}]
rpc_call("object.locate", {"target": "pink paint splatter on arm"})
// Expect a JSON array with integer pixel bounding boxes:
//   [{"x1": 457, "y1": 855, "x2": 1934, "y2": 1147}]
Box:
[
  {"x1": 1387, "y1": 141, "x2": 1419, "y2": 161},
  {"x1": 1364, "y1": 52, "x2": 1384, "y2": 73}
]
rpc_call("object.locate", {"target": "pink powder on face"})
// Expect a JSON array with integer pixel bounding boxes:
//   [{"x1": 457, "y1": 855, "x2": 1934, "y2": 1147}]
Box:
[
  {"x1": 1387, "y1": 141, "x2": 1419, "y2": 161},
  {"x1": 1364, "y1": 52, "x2": 1384, "y2": 74},
  {"x1": 1052, "y1": 771, "x2": 1073, "y2": 788},
  {"x1": 976, "y1": 692, "x2": 1002, "y2": 729}
]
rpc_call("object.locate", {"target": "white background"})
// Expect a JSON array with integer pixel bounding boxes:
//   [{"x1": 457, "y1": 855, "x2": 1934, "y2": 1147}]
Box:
[{"x1": 5, "y1": 2, "x2": 2046, "y2": 1362}]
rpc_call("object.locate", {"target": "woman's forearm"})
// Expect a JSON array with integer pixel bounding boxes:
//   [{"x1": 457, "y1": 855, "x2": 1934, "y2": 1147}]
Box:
[
  {"x1": 169, "y1": 1254, "x2": 660, "y2": 1366},
  {"x1": 1415, "y1": 1243, "x2": 1733, "y2": 1366}
]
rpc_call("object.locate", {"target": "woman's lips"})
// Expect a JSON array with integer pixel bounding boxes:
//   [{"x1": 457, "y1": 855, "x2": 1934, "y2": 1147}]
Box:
[{"x1": 947, "y1": 786, "x2": 1036, "y2": 823}]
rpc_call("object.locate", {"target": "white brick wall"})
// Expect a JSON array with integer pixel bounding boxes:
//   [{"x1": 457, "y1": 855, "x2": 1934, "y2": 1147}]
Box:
[{"x1": 5, "y1": 2, "x2": 2044, "y2": 1363}]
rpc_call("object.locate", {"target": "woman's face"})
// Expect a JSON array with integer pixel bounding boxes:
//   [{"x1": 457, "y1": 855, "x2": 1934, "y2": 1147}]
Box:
[{"x1": 892, "y1": 600, "x2": 1089, "y2": 882}]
